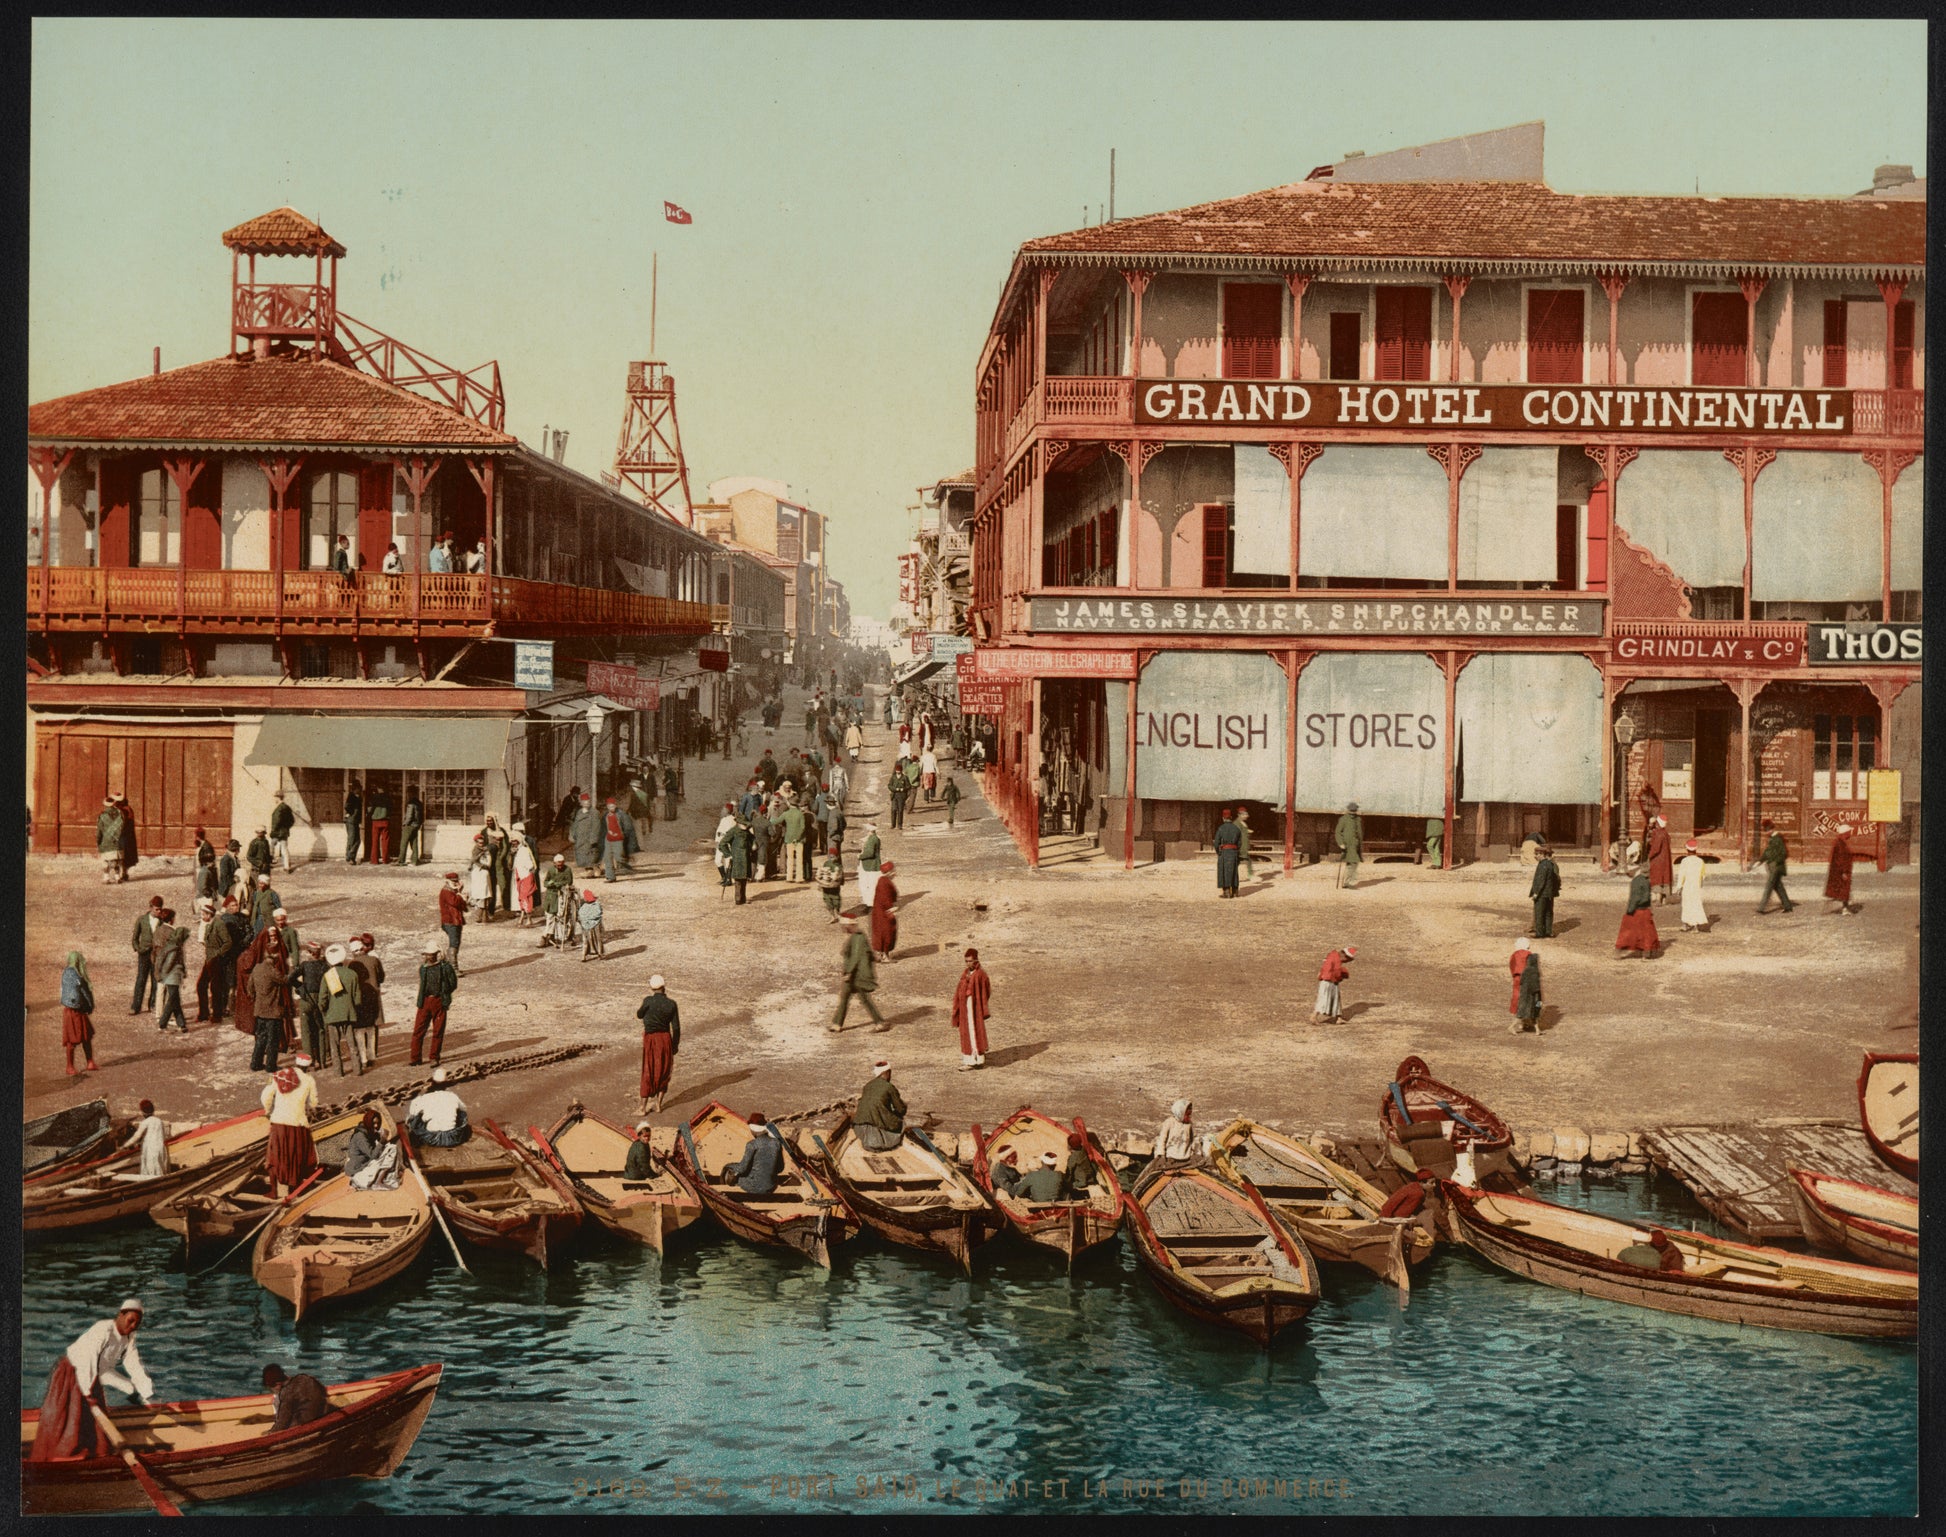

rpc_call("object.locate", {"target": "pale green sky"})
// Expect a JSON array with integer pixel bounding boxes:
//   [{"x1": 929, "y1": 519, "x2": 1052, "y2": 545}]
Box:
[{"x1": 30, "y1": 19, "x2": 1926, "y2": 617}]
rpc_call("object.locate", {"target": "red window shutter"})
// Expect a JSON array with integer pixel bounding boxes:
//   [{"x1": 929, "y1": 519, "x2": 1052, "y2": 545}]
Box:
[
  {"x1": 1041, "y1": 539, "x2": 1057, "y2": 587},
  {"x1": 1376, "y1": 288, "x2": 1433, "y2": 381},
  {"x1": 1585, "y1": 482, "x2": 1610, "y2": 589},
  {"x1": 357, "y1": 463, "x2": 394, "y2": 572},
  {"x1": 1892, "y1": 301, "x2": 1914, "y2": 390},
  {"x1": 1822, "y1": 300, "x2": 1847, "y2": 388},
  {"x1": 180, "y1": 463, "x2": 223, "y2": 569},
  {"x1": 97, "y1": 460, "x2": 134, "y2": 568},
  {"x1": 1555, "y1": 505, "x2": 1579, "y2": 589},
  {"x1": 1100, "y1": 507, "x2": 1119, "y2": 579},
  {"x1": 1329, "y1": 312, "x2": 1361, "y2": 380},
  {"x1": 1527, "y1": 289, "x2": 1585, "y2": 384},
  {"x1": 1221, "y1": 283, "x2": 1283, "y2": 379},
  {"x1": 1201, "y1": 504, "x2": 1228, "y2": 587},
  {"x1": 1691, "y1": 292, "x2": 1748, "y2": 386}
]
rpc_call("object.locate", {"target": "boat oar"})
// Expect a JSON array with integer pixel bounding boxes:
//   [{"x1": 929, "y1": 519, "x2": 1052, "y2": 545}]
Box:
[
  {"x1": 403, "y1": 1141, "x2": 471, "y2": 1275},
  {"x1": 88, "y1": 1403, "x2": 181, "y2": 1517},
  {"x1": 189, "y1": 1166, "x2": 325, "y2": 1278},
  {"x1": 677, "y1": 1120, "x2": 704, "y2": 1178}
]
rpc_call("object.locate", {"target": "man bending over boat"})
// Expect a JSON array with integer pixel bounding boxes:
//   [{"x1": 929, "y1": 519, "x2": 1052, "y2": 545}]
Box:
[
  {"x1": 854, "y1": 1060, "x2": 907, "y2": 1151},
  {"x1": 262, "y1": 1364, "x2": 329, "y2": 1430},
  {"x1": 1615, "y1": 1228, "x2": 1686, "y2": 1273},
  {"x1": 28, "y1": 1300, "x2": 153, "y2": 1461},
  {"x1": 407, "y1": 1069, "x2": 471, "y2": 1148},
  {"x1": 717, "y1": 1112, "x2": 784, "y2": 1195}
]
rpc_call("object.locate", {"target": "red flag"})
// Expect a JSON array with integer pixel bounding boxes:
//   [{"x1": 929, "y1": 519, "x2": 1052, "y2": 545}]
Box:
[{"x1": 664, "y1": 201, "x2": 692, "y2": 224}]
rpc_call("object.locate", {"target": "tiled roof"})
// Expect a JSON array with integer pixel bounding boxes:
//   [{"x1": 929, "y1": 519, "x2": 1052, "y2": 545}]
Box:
[
  {"x1": 222, "y1": 207, "x2": 347, "y2": 258},
  {"x1": 1018, "y1": 179, "x2": 1925, "y2": 274},
  {"x1": 28, "y1": 354, "x2": 516, "y2": 452}
]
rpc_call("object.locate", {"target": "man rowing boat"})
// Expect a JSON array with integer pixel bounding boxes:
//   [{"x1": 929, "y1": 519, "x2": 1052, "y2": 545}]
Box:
[{"x1": 27, "y1": 1300, "x2": 154, "y2": 1461}]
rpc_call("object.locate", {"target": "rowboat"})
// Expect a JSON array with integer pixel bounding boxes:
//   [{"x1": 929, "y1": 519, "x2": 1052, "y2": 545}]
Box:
[
  {"x1": 1787, "y1": 1168, "x2": 1918, "y2": 1272},
  {"x1": 531, "y1": 1102, "x2": 705, "y2": 1253},
  {"x1": 253, "y1": 1172, "x2": 434, "y2": 1321},
  {"x1": 149, "y1": 1109, "x2": 368, "y2": 1261},
  {"x1": 811, "y1": 1116, "x2": 1003, "y2": 1272},
  {"x1": 402, "y1": 1118, "x2": 583, "y2": 1269},
  {"x1": 1123, "y1": 1163, "x2": 1321, "y2": 1347},
  {"x1": 969, "y1": 1109, "x2": 1123, "y2": 1265},
  {"x1": 24, "y1": 1110, "x2": 270, "y2": 1234},
  {"x1": 672, "y1": 1102, "x2": 859, "y2": 1267},
  {"x1": 1209, "y1": 1118, "x2": 1436, "y2": 1293},
  {"x1": 1858, "y1": 1050, "x2": 1919, "y2": 1180},
  {"x1": 20, "y1": 1363, "x2": 442, "y2": 1514},
  {"x1": 1446, "y1": 1183, "x2": 1917, "y2": 1339},
  {"x1": 23, "y1": 1099, "x2": 127, "y2": 1178},
  {"x1": 1379, "y1": 1056, "x2": 1516, "y2": 1184}
]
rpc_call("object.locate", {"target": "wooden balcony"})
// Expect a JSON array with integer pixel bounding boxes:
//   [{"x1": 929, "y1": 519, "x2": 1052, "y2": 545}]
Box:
[{"x1": 26, "y1": 567, "x2": 712, "y2": 640}]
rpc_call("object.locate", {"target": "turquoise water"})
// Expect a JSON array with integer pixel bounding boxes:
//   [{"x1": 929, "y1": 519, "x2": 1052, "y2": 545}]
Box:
[{"x1": 20, "y1": 1174, "x2": 1915, "y2": 1517}]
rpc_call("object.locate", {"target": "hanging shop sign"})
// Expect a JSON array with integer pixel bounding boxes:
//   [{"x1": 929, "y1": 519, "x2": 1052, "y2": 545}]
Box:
[
  {"x1": 957, "y1": 648, "x2": 1138, "y2": 681},
  {"x1": 1612, "y1": 633, "x2": 1805, "y2": 668},
  {"x1": 958, "y1": 682, "x2": 1007, "y2": 713},
  {"x1": 930, "y1": 634, "x2": 975, "y2": 657},
  {"x1": 1032, "y1": 596, "x2": 1603, "y2": 637},
  {"x1": 1133, "y1": 381, "x2": 1859, "y2": 437},
  {"x1": 1867, "y1": 770, "x2": 1903, "y2": 824},
  {"x1": 1806, "y1": 622, "x2": 1921, "y2": 666},
  {"x1": 586, "y1": 661, "x2": 660, "y2": 711},
  {"x1": 513, "y1": 640, "x2": 554, "y2": 691},
  {"x1": 699, "y1": 635, "x2": 731, "y2": 672}
]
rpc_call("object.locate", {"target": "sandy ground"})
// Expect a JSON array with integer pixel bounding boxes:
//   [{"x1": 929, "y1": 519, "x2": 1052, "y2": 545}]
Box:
[{"x1": 24, "y1": 685, "x2": 1920, "y2": 1149}]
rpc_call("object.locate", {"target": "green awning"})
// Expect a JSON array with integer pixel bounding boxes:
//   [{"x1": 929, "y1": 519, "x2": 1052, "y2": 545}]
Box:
[{"x1": 244, "y1": 715, "x2": 512, "y2": 771}]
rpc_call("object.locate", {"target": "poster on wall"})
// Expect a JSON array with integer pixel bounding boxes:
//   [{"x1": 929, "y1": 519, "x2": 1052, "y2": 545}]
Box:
[{"x1": 1130, "y1": 652, "x2": 1288, "y2": 804}]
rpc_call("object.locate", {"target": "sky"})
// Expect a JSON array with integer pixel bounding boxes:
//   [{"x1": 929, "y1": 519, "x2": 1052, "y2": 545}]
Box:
[{"x1": 29, "y1": 20, "x2": 1927, "y2": 619}]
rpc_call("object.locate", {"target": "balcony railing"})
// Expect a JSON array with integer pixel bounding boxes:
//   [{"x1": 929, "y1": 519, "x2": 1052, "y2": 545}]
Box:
[
  {"x1": 234, "y1": 282, "x2": 335, "y2": 336},
  {"x1": 27, "y1": 567, "x2": 712, "y2": 640},
  {"x1": 1850, "y1": 389, "x2": 1924, "y2": 437},
  {"x1": 1610, "y1": 620, "x2": 1808, "y2": 640}
]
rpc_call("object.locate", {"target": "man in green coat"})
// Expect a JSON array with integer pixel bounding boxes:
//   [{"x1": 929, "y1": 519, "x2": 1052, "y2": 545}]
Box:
[
  {"x1": 718, "y1": 817, "x2": 754, "y2": 905},
  {"x1": 853, "y1": 1060, "x2": 905, "y2": 1150},
  {"x1": 269, "y1": 793, "x2": 297, "y2": 872},
  {"x1": 1334, "y1": 802, "x2": 1364, "y2": 888},
  {"x1": 97, "y1": 797, "x2": 126, "y2": 884},
  {"x1": 1755, "y1": 819, "x2": 1795, "y2": 914},
  {"x1": 317, "y1": 943, "x2": 364, "y2": 1076},
  {"x1": 1529, "y1": 845, "x2": 1561, "y2": 938},
  {"x1": 941, "y1": 776, "x2": 962, "y2": 827},
  {"x1": 829, "y1": 915, "x2": 885, "y2": 1031}
]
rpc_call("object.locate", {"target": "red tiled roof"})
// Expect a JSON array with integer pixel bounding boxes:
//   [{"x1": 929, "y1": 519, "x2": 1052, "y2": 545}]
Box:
[
  {"x1": 28, "y1": 354, "x2": 516, "y2": 452},
  {"x1": 1019, "y1": 179, "x2": 1925, "y2": 273},
  {"x1": 222, "y1": 207, "x2": 347, "y2": 258}
]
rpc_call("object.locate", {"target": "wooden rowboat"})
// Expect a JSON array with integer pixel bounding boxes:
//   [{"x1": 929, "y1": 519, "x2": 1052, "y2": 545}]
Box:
[
  {"x1": 531, "y1": 1103, "x2": 705, "y2": 1253},
  {"x1": 811, "y1": 1116, "x2": 1003, "y2": 1272},
  {"x1": 24, "y1": 1110, "x2": 271, "y2": 1234},
  {"x1": 1379, "y1": 1057, "x2": 1516, "y2": 1184},
  {"x1": 1446, "y1": 1183, "x2": 1917, "y2": 1339},
  {"x1": 970, "y1": 1109, "x2": 1123, "y2": 1265},
  {"x1": 149, "y1": 1109, "x2": 368, "y2": 1261},
  {"x1": 1124, "y1": 1163, "x2": 1321, "y2": 1347},
  {"x1": 402, "y1": 1118, "x2": 583, "y2": 1269},
  {"x1": 23, "y1": 1099, "x2": 128, "y2": 1178},
  {"x1": 1858, "y1": 1050, "x2": 1918, "y2": 1180},
  {"x1": 1210, "y1": 1118, "x2": 1436, "y2": 1293},
  {"x1": 20, "y1": 1363, "x2": 442, "y2": 1514},
  {"x1": 672, "y1": 1102, "x2": 859, "y2": 1267},
  {"x1": 1787, "y1": 1168, "x2": 1918, "y2": 1272},
  {"x1": 253, "y1": 1172, "x2": 434, "y2": 1321}
]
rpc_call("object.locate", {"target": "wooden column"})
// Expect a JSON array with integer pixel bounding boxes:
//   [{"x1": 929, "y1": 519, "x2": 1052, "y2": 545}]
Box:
[
  {"x1": 1123, "y1": 270, "x2": 1153, "y2": 377},
  {"x1": 159, "y1": 457, "x2": 206, "y2": 638},
  {"x1": 465, "y1": 457, "x2": 497, "y2": 623},
  {"x1": 1863, "y1": 448, "x2": 1919, "y2": 620},
  {"x1": 1123, "y1": 650, "x2": 1151, "y2": 870},
  {"x1": 1876, "y1": 278, "x2": 1906, "y2": 389},
  {"x1": 1285, "y1": 273, "x2": 1312, "y2": 380},
  {"x1": 1278, "y1": 649, "x2": 1309, "y2": 874},
  {"x1": 1736, "y1": 274, "x2": 1768, "y2": 388},
  {"x1": 29, "y1": 447, "x2": 73, "y2": 633},
  {"x1": 1442, "y1": 274, "x2": 1470, "y2": 382},
  {"x1": 1724, "y1": 445, "x2": 1775, "y2": 622},
  {"x1": 260, "y1": 456, "x2": 303, "y2": 650},
  {"x1": 1430, "y1": 443, "x2": 1480, "y2": 592},
  {"x1": 1441, "y1": 651, "x2": 1462, "y2": 870},
  {"x1": 1598, "y1": 665, "x2": 1617, "y2": 872},
  {"x1": 1729, "y1": 678, "x2": 1761, "y2": 869},
  {"x1": 1035, "y1": 268, "x2": 1056, "y2": 385},
  {"x1": 1599, "y1": 271, "x2": 1629, "y2": 385},
  {"x1": 398, "y1": 456, "x2": 442, "y2": 635}
]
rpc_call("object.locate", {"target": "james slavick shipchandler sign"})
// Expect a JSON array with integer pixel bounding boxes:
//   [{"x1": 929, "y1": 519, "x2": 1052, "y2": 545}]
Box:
[{"x1": 1031, "y1": 596, "x2": 1604, "y2": 637}]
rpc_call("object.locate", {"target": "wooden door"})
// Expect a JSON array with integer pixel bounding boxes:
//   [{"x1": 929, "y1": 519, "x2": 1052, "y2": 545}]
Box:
[
  {"x1": 33, "y1": 724, "x2": 233, "y2": 854},
  {"x1": 1526, "y1": 289, "x2": 1585, "y2": 383},
  {"x1": 1375, "y1": 287, "x2": 1433, "y2": 381},
  {"x1": 1691, "y1": 292, "x2": 1747, "y2": 386}
]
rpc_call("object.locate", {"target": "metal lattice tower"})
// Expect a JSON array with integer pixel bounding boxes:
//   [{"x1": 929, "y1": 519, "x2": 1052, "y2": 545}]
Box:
[{"x1": 612, "y1": 360, "x2": 694, "y2": 526}]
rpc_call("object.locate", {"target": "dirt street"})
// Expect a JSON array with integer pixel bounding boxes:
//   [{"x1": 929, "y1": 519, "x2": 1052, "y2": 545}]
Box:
[{"x1": 24, "y1": 686, "x2": 1920, "y2": 1150}]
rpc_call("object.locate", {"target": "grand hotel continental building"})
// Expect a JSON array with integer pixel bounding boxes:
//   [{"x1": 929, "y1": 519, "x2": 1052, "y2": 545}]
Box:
[{"x1": 966, "y1": 168, "x2": 1923, "y2": 870}]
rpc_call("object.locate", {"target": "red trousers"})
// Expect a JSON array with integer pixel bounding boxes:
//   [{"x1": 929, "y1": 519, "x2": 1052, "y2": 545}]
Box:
[
  {"x1": 411, "y1": 997, "x2": 447, "y2": 1064},
  {"x1": 368, "y1": 821, "x2": 392, "y2": 864},
  {"x1": 641, "y1": 1031, "x2": 674, "y2": 1098},
  {"x1": 28, "y1": 1358, "x2": 101, "y2": 1461}
]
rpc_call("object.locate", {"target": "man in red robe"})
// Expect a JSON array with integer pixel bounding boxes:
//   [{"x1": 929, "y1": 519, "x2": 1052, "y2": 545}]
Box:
[
  {"x1": 951, "y1": 948, "x2": 991, "y2": 1070},
  {"x1": 28, "y1": 1301, "x2": 153, "y2": 1461},
  {"x1": 870, "y1": 862, "x2": 899, "y2": 958},
  {"x1": 1823, "y1": 824, "x2": 1858, "y2": 916},
  {"x1": 1645, "y1": 816, "x2": 1674, "y2": 904}
]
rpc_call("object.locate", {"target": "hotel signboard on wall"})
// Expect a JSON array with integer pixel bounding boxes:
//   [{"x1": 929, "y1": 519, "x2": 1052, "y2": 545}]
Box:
[
  {"x1": 1031, "y1": 596, "x2": 1604, "y2": 638},
  {"x1": 1133, "y1": 381, "x2": 1858, "y2": 436}
]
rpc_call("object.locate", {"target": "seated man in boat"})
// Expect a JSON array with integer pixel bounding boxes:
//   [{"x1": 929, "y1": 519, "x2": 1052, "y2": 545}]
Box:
[
  {"x1": 624, "y1": 1121, "x2": 658, "y2": 1182},
  {"x1": 1153, "y1": 1100, "x2": 1196, "y2": 1164},
  {"x1": 27, "y1": 1299, "x2": 153, "y2": 1461},
  {"x1": 853, "y1": 1060, "x2": 907, "y2": 1151},
  {"x1": 1615, "y1": 1227, "x2": 1686, "y2": 1273},
  {"x1": 1013, "y1": 1151, "x2": 1067, "y2": 1205},
  {"x1": 345, "y1": 1108, "x2": 396, "y2": 1189},
  {"x1": 406, "y1": 1068, "x2": 471, "y2": 1148},
  {"x1": 1062, "y1": 1131, "x2": 1098, "y2": 1194},
  {"x1": 718, "y1": 1112, "x2": 785, "y2": 1195},
  {"x1": 989, "y1": 1147, "x2": 1022, "y2": 1198},
  {"x1": 1380, "y1": 1168, "x2": 1440, "y2": 1218},
  {"x1": 261, "y1": 1363, "x2": 330, "y2": 1431}
]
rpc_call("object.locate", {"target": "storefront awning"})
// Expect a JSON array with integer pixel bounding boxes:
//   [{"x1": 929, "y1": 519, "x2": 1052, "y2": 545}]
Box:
[
  {"x1": 894, "y1": 658, "x2": 946, "y2": 685},
  {"x1": 245, "y1": 715, "x2": 512, "y2": 770}
]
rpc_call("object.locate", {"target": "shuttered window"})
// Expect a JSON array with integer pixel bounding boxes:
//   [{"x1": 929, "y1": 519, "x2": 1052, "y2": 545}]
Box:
[
  {"x1": 1221, "y1": 282, "x2": 1283, "y2": 379},
  {"x1": 1374, "y1": 287, "x2": 1433, "y2": 381},
  {"x1": 1892, "y1": 300, "x2": 1915, "y2": 390},
  {"x1": 1526, "y1": 289, "x2": 1585, "y2": 384},
  {"x1": 1201, "y1": 504, "x2": 1229, "y2": 587},
  {"x1": 1690, "y1": 291, "x2": 1747, "y2": 386},
  {"x1": 1328, "y1": 312, "x2": 1361, "y2": 380},
  {"x1": 1823, "y1": 300, "x2": 1847, "y2": 388}
]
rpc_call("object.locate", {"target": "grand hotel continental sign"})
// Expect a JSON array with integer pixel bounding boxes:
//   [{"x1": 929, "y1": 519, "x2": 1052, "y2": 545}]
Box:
[{"x1": 1133, "y1": 381, "x2": 1859, "y2": 434}]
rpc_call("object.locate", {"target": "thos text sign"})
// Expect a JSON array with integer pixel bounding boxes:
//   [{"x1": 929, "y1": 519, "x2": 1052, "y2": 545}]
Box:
[
  {"x1": 587, "y1": 661, "x2": 661, "y2": 711},
  {"x1": 1033, "y1": 596, "x2": 1602, "y2": 637},
  {"x1": 1612, "y1": 632, "x2": 1805, "y2": 668},
  {"x1": 1806, "y1": 622, "x2": 1921, "y2": 666},
  {"x1": 1133, "y1": 380, "x2": 1856, "y2": 436},
  {"x1": 958, "y1": 648, "x2": 1138, "y2": 680}
]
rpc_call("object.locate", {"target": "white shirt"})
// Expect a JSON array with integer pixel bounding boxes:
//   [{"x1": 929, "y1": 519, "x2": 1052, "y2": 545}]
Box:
[
  {"x1": 261, "y1": 1070, "x2": 318, "y2": 1128},
  {"x1": 408, "y1": 1088, "x2": 465, "y2": 1133},
  {"x1": 465, "y1": 549, "x2": 485, "y2": 573},
  {"x1": 124, "y1": 1115, "x2": 170, "y2": 1178},
  {"x1": 921, "y1": 751, "x2": 937, "y2": 775},
  {"x1": 66, "y1": 1318, "x2": 153, "y2": 1401},
  {"x1": 382, "y1": 550, "x2": 404, "y2": 574},
  {"x1": 1155, "y1": 1118, "x2": 1195, "y2": 1161}
]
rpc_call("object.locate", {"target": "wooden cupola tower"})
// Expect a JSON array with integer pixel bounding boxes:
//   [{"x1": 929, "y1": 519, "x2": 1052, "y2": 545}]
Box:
[{"x1": 223, "y1": 207, "x2": 346, "y2": 358}]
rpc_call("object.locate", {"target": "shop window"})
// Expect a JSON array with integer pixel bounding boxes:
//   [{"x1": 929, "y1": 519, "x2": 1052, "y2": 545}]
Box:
[
  {"x1": 291, "y1": 768, "x2": 345, "y2": 825},
  {"x1": 1527, "y1": 289, "x2": 1585, "y2": 384},
  {"x1": 1375, "y1": 288, "x2": 1433, "y2": 381},
  {"x1": 1812, "y1": 714, "x2": 1874, "y2": 801},
  {"x1": 1753, "y1": 599, "x2": 1883, "y2": 622},
  {"x1": 1691, "y1": 292, "x2": 1747, "y2": 386},
  {"x1": 306, "y1": 471, "x2": 358, "y2": 571},
  {"x1": 1687, "y1": 586, "x2": 1745, "y2": 621},
  {"x1": 1328, "y1": 312, "x2": 1361, "y2": 380},
  {"x1": 1661, "y1": 739, "x2": 1695, "y2": 801},
  {"x1": 1890, "y1": 590, "x2": 1922, "y2": 622},
  {"x1": 135, "y1": 469, "x2": 181, "y2": 567}
]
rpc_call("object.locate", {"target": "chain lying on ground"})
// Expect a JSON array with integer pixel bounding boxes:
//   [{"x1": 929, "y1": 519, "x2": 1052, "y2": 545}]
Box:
[
  {"x1": 314, "y1": 1042, "x2": 609, "y2": 1120},
  {"x1": 769, "y1": 1095, "x2": 857, "y2": 1125}
]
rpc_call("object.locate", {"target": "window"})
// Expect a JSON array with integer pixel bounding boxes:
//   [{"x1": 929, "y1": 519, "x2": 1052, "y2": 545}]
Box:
[
  {"x1": 420, "y1": 769, "x2": 487, "y2": 822},
  {"x1": 1891, "y1": 300, "x2": 1915, "y2": 390},
  {"x1": 1328, "y1": 313, "x2": 1361, "y2": 380},
  {"x1": 305, "y1": 471, "x2": 358, "y2": 570},
  {"x1": 1221, "y1": 282, "x2": 1283, "y2": 378},
  {"x1": 1555, "y1": 505, "x2": 1580, "y2": 590},
  {"x1": 1374, "y1": 287, "x2": 1433, "y2": 382},
  {"x1": 1527, "y1": 289, "x2": 1586, "y2": 384},
  {"x1": 1812, "y1": 714, "x2": 1874, "y2": 801},
  {"x1": 1202, "y1": 504, "x2": 1228, "y2": 587},
  {"x1": 135, "y1": 469, "x2": 181, "y2": 566},
  {"x1": 1823, "y1": 300, "x2": 1847, "y2": 388},
  {"x1": 1661, "y1": 739, "x2": 1695, "y2": 801},
  {"x1": 1691, "y1": 292, "x2": 1747, "y2": 386},
  {"x1": 1688, "y1": 586, "x2": 1745, "y2": 621}
]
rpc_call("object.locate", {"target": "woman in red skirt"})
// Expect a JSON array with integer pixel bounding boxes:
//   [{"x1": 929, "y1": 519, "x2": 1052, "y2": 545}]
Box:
[
  {"x1": 1615, "y1": 863, "x2": 1661, "y2": 958},
  {"x1": 59, "y1": 951, "x2": 97, "y2": 1075},
  {"x1": 259, "y1": 1052, "x2": 319, "y2": 1197}
]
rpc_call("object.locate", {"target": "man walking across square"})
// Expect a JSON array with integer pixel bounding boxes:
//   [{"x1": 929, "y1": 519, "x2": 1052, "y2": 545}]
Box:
[
  {"x1": 1755, "y1": 819, "x2": 1796, "y2": 914},
  {"x1": 1529, "y1": 844, "x2": 1561, "y2": 938},
  {"x1": 829, "y1": 915, "x2": 886, "y2": 1032}
]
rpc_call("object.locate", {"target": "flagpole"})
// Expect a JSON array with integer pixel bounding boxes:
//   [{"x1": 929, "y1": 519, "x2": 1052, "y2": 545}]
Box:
[{"x1": 651, "y1": 251, "x2": 658, "y2": 357}]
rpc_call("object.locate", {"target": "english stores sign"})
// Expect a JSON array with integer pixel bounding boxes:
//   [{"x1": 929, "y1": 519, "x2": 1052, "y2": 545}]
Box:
[
  {"x1": 1133, "y1": 652, "x2": 1287, "y2": 803},
  {"x1": 1134, "y1": 381, "x2": 1855, "y2": 436},
  {"x1": 1034, "y1": 595, "x2": 1603, "y2": 637}
]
